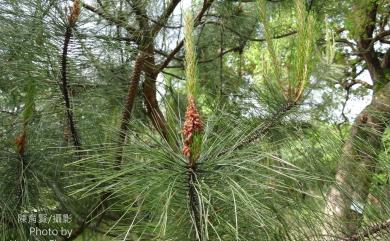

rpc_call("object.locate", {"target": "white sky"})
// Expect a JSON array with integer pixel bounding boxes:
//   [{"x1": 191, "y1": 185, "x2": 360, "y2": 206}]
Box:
[{"x1": 343, "y1": 70, "x2": 372, "y2": 120}]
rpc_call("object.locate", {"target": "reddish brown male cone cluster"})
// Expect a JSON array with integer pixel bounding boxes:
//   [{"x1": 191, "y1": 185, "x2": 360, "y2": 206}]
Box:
[
  {"x1": 182, "y1": 96, "x2": 203, "y2": 159},
  {"x1": 68, "y1": 0, "x2": 81, "y2": 26}
]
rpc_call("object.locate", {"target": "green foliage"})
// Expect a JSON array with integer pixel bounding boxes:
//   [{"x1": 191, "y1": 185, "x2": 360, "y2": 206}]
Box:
[
  {"x1": 67, "y1": 110, "x2": 336, "y2": 240},
  {"x1": 0, "y1": 0, "x2": 389, "y2": 240}
]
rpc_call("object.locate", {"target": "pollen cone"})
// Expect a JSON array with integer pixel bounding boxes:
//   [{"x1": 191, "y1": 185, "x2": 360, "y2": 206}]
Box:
[
  {"x1": 68, "y1": 0, "x2": 81, "y2": 26},
  {"x1": 182, "y1": 96, "x2": 203, "y2": 163}
]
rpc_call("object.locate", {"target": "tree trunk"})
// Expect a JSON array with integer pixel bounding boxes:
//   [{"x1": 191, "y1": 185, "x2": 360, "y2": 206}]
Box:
[
  {"x1": 323, "y1": 80, "x2": 390, "y2": 238},
  {"x1": 131, "y1": 1, "x2": 169, "y2": 141},
  {"x1": 143, "y1": 44, "x2": 169, "y2": 141},
  {"x1": 323, "y1": 2, "x2": 390, "y2": 238}
]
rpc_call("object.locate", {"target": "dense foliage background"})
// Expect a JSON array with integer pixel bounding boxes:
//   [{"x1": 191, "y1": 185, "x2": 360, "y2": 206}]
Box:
[{"x1": 0, "y1": 0, "x2": 389, "y2": 240}]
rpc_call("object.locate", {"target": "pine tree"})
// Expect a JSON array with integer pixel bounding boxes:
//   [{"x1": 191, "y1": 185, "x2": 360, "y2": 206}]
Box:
[{"x1": 0, "y1": 0, "x2": 389, "y2": 240}]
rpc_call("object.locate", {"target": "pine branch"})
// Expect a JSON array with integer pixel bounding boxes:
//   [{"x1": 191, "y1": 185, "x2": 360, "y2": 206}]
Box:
[
  {"x1": 58, "y1": 49, "x2": 146, "y2": 241},
  {"x1": 219, "y1": 102, "x2": 295, "y2": 156},
  {"x1": 150, "y1": 0, "x2": 182, "y2": 37},
  {"x1": 116, "y1": 53, "x2": 145, "y2": 167},
  {"x1": 365, "y1": 30, "x2": 390, "y2": 51},
  {"x1": 156, "y1": 0, "x2": 215, "y2": 73},
  {"x1": 52, "y1": 3, "x2": 91, "y2": 240},
  {"x1": 74, "y1": 34, "x2": 183, "y2": 61},
  {"x1": 15, "y1": 130, "x2": 27, "y2": 210},
  {"x1": 187, "y1": 165, "x2": 202, "y2": 241},
  {"x1": 60, "y1": 25, "x2": 81, "y2": 150},
  {"x1": 0, "y1": 109, "x2": 18, "y2": 115},
  {"x1": 341, "y1": 219, "x2": 390, "y2": 241},
  {"x1": 80, "y1": 1, "x2": 138, "y2": 36},
  {"x1": 157, "y1": 41, "x2": 184, "y2": 72},
  {"x1": 127, "y1": 0, "x2": 171, "y2": 141},
  {"x1": 164, "y1": 46, "x2": 243, "y2": 69},
  {"x1": 203, "y1": 20, "x2": 297, "y2": 43}
]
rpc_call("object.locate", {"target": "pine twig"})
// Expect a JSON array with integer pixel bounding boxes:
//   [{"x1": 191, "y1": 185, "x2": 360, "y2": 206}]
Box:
[
  {"x1": 219, "y1": 102, "x2": 295, "y2": 156},
  {"x1": 156, "y1": 0, "x2": 215, "y2": 73},
  {"x1": 60, "y1": 0, "x2": 82, "y2": 150},
  {"x1": 60, "y1": 25, "x2": 81, "y2": 150},
  {"x1": 341, "y1": 219, "x2": 390, "y2": 241}
]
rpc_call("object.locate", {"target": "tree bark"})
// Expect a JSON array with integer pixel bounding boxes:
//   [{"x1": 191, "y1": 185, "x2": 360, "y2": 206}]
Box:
[
  {"x1": 116, "y1": 53, "x2": 145, "y2": 167},
  {"x1": 323, "y1": 2, "x2": 390, "y2": 238},
  {"x1": 140, "y1": 0, "x2": 215, "y2": 142},
  {"x1": 323, "y1": 81, "x2": 390, "y2": 238},
  {"x1": 130, "y1": 1, "x2": 170, "y2": 141},
  {"x1": 142, "y1": 44, "x2": 169, "y2": 140}
]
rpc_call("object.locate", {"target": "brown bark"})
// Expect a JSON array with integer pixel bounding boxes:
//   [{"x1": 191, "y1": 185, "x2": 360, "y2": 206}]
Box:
[
  {"x1": 356, "y1": 3, "x2": 387, "y2": 92},
  {"x1": 323, "y1": 2, "x2": 390, "y2": 238},
  {"x1": 382, "y1": 48, "x2": 390, "y2": 69},
  {"x1": 130, "y1": 0, "x2": 170, "y2": 141},
  {"x1": 324, "y1": 81, "x2": 390, "y2": 237},
  {"x1": 115, "y1": 53, "x2": 145, "y2": 167},
  {"x1": 118, "y1": 54, "x2": 145, "y2": 142},
  {"x1": 142, "y1": 44, "x2": 169, "y2": 140}
]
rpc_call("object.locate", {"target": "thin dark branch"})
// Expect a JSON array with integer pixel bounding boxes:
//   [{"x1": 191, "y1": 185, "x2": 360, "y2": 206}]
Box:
[
  {"x1": 156, "y1": 0, "x2": 215, "y2": 73},
  {"x1": 365, "y1": 30, "x2": 390, "y2": 51},
  {"x1": 337, "y1": 84, "x2": 351, "y2": 135},
  {"x1": 150, "y1": 0, "x2": 182, "y2": 37},
  {"x1": 346, "y1": 79, "x2": 372, "y2": 89},
  {"x1": 165, "y1": 46, "x2": 242, "y2": 68},
  {"x1": 341, "y1": 219, "x2": 390, "y2": 241},
  {"x1": 77, "y1": 33, "x2": 182, "y2": 61},
  {"x1": 159, "y1": 27, "x2": 298, "y2": 70},
  {"x1": 157, "y1": 41, "x2": 184, "y2": 72},
  {"x1": 162, "y1": 70, "x2": 184, "y2": 79},
  {"x1": 341, "y1": 90, "x2": 350, "y2": 122},
  {"x1": 219, "y1": 102, "x2": 296, "y2": 156},
  {"x1": 81, "y1": 2, "x2": 139, "y2": 37},
  {"x1": 0, "y1": 109, "x2": 18, "y2": 115},
  {"x1": 336, "y1": 62, "x2": 371, "y2": 136},
  {"x1": 116, "y1": 53, "x2": 145, "y2": 168},
  {"x1": 335, "y1": 38, "x2": 357, "y2": 50},
  {"x1": 60, "y1": 26, "x2": 81, "y2": 150},
  {"x1": 203, "y1": 20, "x2": 297, "y2": 42},
  {"x1": 380, "y1": 40, "x2": 390, "y2": 44}
]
